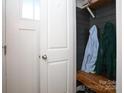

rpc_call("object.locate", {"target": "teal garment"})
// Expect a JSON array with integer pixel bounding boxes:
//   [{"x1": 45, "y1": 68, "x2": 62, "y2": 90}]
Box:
[
  {"x1": 95, "y1": 28, "x2": 103, "y2": 75},
  {"x1": 95, "y1": 22, "x2": 116, "y2": 80}
]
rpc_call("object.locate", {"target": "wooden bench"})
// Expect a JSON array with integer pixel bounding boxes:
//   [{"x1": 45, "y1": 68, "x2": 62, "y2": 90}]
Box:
[{"x1": 77, "y1": 71, "x2": 116, "y2": 93}]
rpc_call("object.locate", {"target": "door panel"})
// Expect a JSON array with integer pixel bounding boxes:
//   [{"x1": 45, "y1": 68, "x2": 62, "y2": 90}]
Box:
[
  {"x1": 48, "y1": 0, "x2": 67, "y2": 49},
  {"x1": 6, "y1": 0, "x2": 40, "y2": 93},
  {"x1": 40, "y1": 0, "x2": 73, "y2": 92},
  {"x1": 48, "y1": 61, "x2": 67, "y2": 93},
  {"x1": 47, "y1": 0, "x2": 69, "y2": 63},
  {"x1": 15, "y1": 30, "x2": 39, "y2": 93}
]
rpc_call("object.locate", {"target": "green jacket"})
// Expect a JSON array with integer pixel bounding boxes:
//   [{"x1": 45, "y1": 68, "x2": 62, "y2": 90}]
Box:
[{"x1": 95, "y1": 22, "x2": 116, "y2": 80}]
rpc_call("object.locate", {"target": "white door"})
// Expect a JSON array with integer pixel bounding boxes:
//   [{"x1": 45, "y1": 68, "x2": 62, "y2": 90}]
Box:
[
  {"x1": 40, "y1": 0, "x2": 74, "y2": 93},
  {"x1": 5, "y1": 0, "x2": 74, "y2": 93},
  {"x1": 6, "y1": 0, "x2": 40, "y2": 93}
]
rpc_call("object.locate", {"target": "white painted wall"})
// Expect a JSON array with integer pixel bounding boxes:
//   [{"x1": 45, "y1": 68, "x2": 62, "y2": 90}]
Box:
[{"x1": 116, "y1": 0, "x2": 122, "y2": 92}]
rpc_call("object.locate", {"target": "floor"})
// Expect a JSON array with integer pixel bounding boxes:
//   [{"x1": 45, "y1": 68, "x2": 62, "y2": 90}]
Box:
[
  {"x1": 77, "y1": 90, "x2": 96, "y2": 93},
  {"x1": 77, "y1": 81, "x2": 96, "y2": 93},
  {"x1": 77, "y1": 91, "x2": 85, "y2": 93}
]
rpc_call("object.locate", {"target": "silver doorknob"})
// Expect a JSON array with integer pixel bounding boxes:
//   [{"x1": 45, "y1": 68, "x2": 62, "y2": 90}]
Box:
[{"x1": 42, "y1": 55, "x2": 47, "y2": 60}]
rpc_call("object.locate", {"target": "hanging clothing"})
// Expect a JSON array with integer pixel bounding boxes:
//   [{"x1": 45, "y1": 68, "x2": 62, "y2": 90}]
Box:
[
  {"x1": 95, "y1": 22, "x2": 116, "y2": 80},
  {"x1": 81, "y1": 25, "x2": 99, "y2": 73}
]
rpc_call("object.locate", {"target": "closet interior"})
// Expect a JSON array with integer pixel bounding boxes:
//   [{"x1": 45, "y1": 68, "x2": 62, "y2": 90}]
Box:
[{"x1": 76, "y1": 0, "x2": 116, "y2": 93}]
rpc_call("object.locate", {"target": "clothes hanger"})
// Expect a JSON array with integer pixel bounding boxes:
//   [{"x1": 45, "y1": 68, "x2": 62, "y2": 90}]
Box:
[{"x1": 81, "y1": 0, "x2": 95, "y2": 18}]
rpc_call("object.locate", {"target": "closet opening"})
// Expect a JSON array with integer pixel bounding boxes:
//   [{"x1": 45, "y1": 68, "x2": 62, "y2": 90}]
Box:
[{"x1": 75, "y1": 0, "x2": 116, "y2": 93}]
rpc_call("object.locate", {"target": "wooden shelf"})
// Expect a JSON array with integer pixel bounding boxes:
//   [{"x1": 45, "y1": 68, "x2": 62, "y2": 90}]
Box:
[
  {"x1": 77, "y1": 71, "x2": 116, "y2": 93},
  {"x1": 89, "y1": 0, "x2": 112, "y2": 10}
]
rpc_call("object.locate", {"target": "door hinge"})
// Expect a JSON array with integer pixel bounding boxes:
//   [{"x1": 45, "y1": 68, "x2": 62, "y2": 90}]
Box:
[{"x1": 2, "y1": 45, "x2": 7, "y2": 55}]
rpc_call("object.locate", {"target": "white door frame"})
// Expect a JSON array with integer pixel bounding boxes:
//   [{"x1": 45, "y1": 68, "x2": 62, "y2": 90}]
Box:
[
  {"x1": 72, "y1": 0, "x2": 76, "y2": 93},
  {"x1": 72, "y1": 0, "x2": 122, "y2": 93},
  {"x1": 116, "y1": 0, "x2": 122, "y2": 92},
  {"x1": 2, "y1": 0, "x2": 7, "y2": 93}
]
